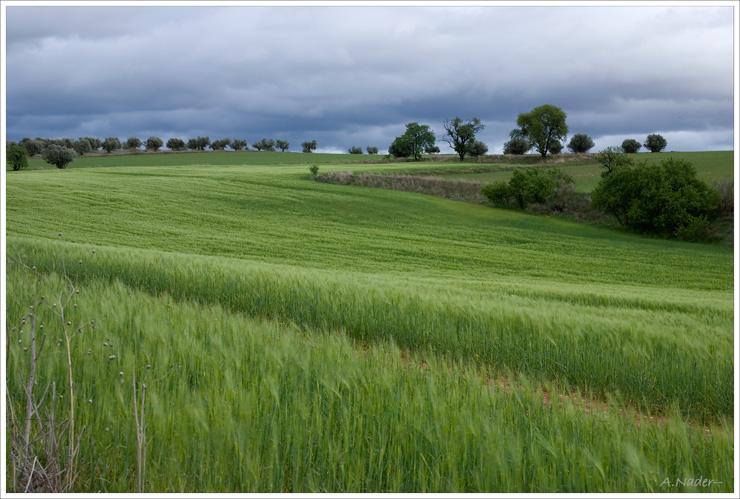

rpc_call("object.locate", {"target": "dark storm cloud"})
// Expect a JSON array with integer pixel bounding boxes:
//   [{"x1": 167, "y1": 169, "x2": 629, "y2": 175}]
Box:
[{"x1": 4, "y1": 3, "x2": 735, "y2": 153}]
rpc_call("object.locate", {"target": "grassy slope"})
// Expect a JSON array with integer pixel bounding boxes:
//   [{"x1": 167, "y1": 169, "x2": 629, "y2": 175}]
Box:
[{"x1": 5, "y1": 152, "x2": 735, "y2": 492}]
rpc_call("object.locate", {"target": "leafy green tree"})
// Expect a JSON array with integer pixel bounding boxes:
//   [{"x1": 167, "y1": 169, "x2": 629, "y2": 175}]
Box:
[
  {"x1": 276, "y1": 140, "x2": 290, "y2": 152},
  {"x1": 516, "y1": 104, "x2": 568, "y2": 157},
  {"x1": 348, "y1": 146, "x2": 363, "y2": 154},
  {"x1": 644, "y1": 134, "x2": 667, "y2": 153},
  {"x1": 366, "y1": 146, "x2": 379, "y2": 154},
  {"x1": 146, "y1": 136, "x2": 164, "y2": 152},
  {"x1": 424, "y1": 144, "x2": 440, "y2": 154},
  {"x1": 102, "y1": 137, "x2": 121, "y2": 153},
  {"x1": 503, "y1": 136, "x2": 530, "y2": 155},
  {"x1": 388, "y1": 138, "x2": 411, "y2": 158},
  {"x1": 231, "y1": 139, "x2": 248, "y2": 151},
  {"x1": 596, "y1": 147, "x2": 634, "y2": 175},
  {"x1": 73, "y1": 138, "x2": 92, "y2": 156},
  {"x1": 567, "y1": 133, "x2": 594, "y2": 153},
  {"x1": 591, "y1": 157, "x2": 719, "y2": 238},
  {"x1": 126, "y1": 137, "x2": 142, "y2": 150},
  {"x1": 621, "y1": 139, "x2": 642, "y2": 154},
  {"x1": 302, "y1": 140, "x2": 317, "y2": 153},
  {"x1": 441, "y1": 117, "x2": 485, "y2": 161},
  {"x1": 7, "y1": 144, "x2": 29, "y2": 171},
  {"x1": 391, "y1": 122, "x2": 435, "y2": 161},
  {"x1": 166, "y1": 138, "x2": 186, "y2": 151},
  {"x1": 42, "y1": 145, "x2": 75, "y2": 169},
  {"x1": 468, "y1": 140, "x2": 488, "y2": 157}
]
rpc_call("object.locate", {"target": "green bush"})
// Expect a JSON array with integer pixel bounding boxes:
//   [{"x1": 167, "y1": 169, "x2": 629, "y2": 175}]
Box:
[
  {"x1": 591, "y1": 158, "x2": 720, "y2": 238},
  {"x1": 481, "y1": 181, "x2": 513, "y2": 206}
]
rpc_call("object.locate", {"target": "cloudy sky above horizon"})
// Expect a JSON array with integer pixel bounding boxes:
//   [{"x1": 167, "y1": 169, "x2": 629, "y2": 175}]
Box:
[{"x1": 3, "y1": 2, "x2": 736, "y2": 154}]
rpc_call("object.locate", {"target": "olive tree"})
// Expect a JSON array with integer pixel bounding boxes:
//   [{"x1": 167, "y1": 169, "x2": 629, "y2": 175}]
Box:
[
  {"x1": 252, "y1": 138, "x2": 275, "y2": 151},
  {"x1": 145, "y1": 136, "x2": 164, "y2": 151},
  {"x1": 166, "y1": 138, "x2": 186, "y2": 151},
  {"x1": 302, "y1": 140, "x2": 317, "y2": 153},
  {"x1": 503, "y1": 136, "x2": 530, "y2": 155},
  {"x1": 468, "y1": 140, "x2": 488, "y2": 157},
  {"x1": 621, "y1": 139, "x2": 641, "y2": 154},
  {"x1": 231, "y1": 139, "x2": 248, "y2": 151},
  {"x1": 126, "y1": 137, "x2": 142, "y2": 150},
  {"x1": 567, "y1": 133, "x2": 595, "y2": 153},
  {"x1": 276, "y1": 139, "x2": 290, "y2": 152},
  {"x1": 348, "y1": 146, "x2": 363, "y2": 154},
  {"x1": 366, "y1": 146, "x2": 379, "y2": 154},
  {"x1": 515, "y1": 104, "x2": 568, "y2": 157},
  {"x1": 73, "y1": 138, "x2": 92, "y2": 156},
  {"x1": 102, "y1": 137, "x2": 121, "y2": 153},
  {"x1": 644, "y1": 134, "x2": 667, "y2": 153},
  {"x1": 187, "y1": 136, "x2": 211, "y2": 151},
  {"x1": 42, "y1": 145, "x2": 76, "y2": 169},
  {"x1": 441, "y1": 117, "x2": 485, "y2": 162}
]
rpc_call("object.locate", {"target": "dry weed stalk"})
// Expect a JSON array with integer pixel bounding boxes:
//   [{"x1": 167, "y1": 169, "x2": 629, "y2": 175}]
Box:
[{"x1": 6, "y1": 256, "x2": 94, "y2": 492}]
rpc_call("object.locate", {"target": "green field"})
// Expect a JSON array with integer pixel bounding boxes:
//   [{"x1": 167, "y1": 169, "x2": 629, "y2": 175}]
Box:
[
  {"x1": 5, "y1": 151, "x2": 735, "y2": 493},
  {"x1": 425, "y1": 151, "x2": 734, "y2": 192}
]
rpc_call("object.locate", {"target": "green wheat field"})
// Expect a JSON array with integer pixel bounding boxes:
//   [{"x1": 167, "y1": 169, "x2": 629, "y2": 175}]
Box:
[{"x1": 4, "y1": 151, "x2": 735, "y2": 493}]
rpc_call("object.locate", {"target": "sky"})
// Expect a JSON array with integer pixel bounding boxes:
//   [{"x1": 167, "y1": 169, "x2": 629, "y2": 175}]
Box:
[{"x1": 2, "y1": 1, "x2": 737, "y2": 154}]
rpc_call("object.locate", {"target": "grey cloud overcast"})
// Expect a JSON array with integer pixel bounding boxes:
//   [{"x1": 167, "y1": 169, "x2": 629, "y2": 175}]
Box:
[{"x1": 3, "y1": 2, "x2": 736, "y2": 154}]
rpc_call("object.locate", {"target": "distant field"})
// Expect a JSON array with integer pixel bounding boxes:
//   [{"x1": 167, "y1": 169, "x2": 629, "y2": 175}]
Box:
[
  {"x1": 13, "y1": 150, "x2": 386, "y2": 170},
  {"x1": 5, "y1": 152, "x2": 735, "y2": 493},
  {"x1": 423, "y1": 151, "x2": 734, "y2": 192}
]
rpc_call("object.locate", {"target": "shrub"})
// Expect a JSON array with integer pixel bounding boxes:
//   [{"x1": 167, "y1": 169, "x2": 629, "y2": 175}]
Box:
[
  {"x1": 7, "y1": 144, "x2": 29, "y2": 171},
  {"x1": 621, "y1": 139, "x2": 641, "y2": 154},
  {"x1": 567, "y1": 134, "x2": 595, "y2": 153},
  {"x1": 591, "y1": 158, "x2": 719, "y2": 238},
  {"x1": 309, "y1": 165, "x2": 319, "y2": 176},
  {"x1": 42, "y1": 145, "x2": 76, "y2": 169},
  {"x1": 711, "y1": 179, "x2": 733, "y2": 216},
  {"x1": 644, "y1": 134, "x2": 667, "y2": 153},
  {"x1": 481, "y1": 181, "x2": 513, "y2": 206}
]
